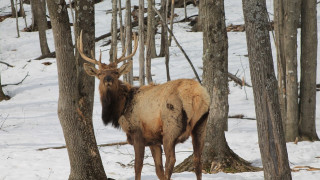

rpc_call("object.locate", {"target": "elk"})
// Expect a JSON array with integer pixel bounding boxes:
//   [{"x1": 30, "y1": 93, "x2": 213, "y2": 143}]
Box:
[{"x1": 77, "y1": 31, "x2": 210, "y2": 180}]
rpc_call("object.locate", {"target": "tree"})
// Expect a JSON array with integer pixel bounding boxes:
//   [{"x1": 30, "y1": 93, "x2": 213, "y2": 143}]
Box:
[
  {"x1": 274, "y1": 0, "x2": 286, "y2": 133},
  {"x1": 10, "y1": 0, "x2": 16, "y2": 18},
  {"x1": 110, "y1": 0, "x2": 118, "y2": 63},
  {"x1": 242, "y1": 0, "x2": 292, "y2": 179},
  {"x1": 299, "y1": 0, "x2": 319, "y2": 141},
  {"x1": 175, "y1": 0, "x2": 259, "y2": 173},
  {"x1": 146, "y1": 0, "x2": 156, "y2": 84},
  {"x1": 139, "y1": 0, "x2": 145, "y2": 85},
  {"x1": 0, "y1": 73, "x2": 10, "y2": 102},
  {"x1": 47, "y1": 0, "x2": 107, "y2": 179},
  {"x1": 124, "y1": 0, "x2": 133, "y2": 84},
  {"x1": 283, "y1": 0, "x2": 300, "y2": 142},
  {"x1": 31, "y1": 0, "x2": 50, "y2": 56}
]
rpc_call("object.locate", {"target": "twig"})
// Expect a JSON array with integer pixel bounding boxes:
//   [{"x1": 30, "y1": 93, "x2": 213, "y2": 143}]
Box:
[
  {"x1": 0, "y1": 61, "x2": 14, "y2": 67},
  {"x1": 153, "y1": 5, "x2": 201, "y2": 83},
  {"x1": 37, "y1": 141, "x2": 128, "y2": 151},
  {"x1": 228, "y1": 114, "x2": 256, "y2": 120},
  {"x1": 1, "y1": 72, "x2": 29, "y2": 87}
]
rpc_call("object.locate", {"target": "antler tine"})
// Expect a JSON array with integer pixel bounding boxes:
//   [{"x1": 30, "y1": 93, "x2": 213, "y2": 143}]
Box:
[
  {"x1": 116, "y1": 32, "x2": 139, "y2": 64},
  {"x1": 77, "y1": 30, "x2": 100, "y2": 65}
]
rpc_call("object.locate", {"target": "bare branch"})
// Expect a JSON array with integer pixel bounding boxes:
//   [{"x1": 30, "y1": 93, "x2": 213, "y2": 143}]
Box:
[
  {"x1": 37, "y1": 141, "x2": 128, "y2": 151},
  {"x1": 0, "y1": 61, "x2": 14, "y2": 67},
  {"x1": 1, "y1": 72, "x2": 29, "y2": 87}
]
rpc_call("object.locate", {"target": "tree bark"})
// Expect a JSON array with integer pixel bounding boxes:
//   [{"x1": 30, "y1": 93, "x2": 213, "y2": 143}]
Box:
[
  {"x1": 10, "y1": 0, "x2": 16, "y2": 18},
  {"x1": 168, "y1": 0, "x2": 174, "y2": 46},
  {"x1": 47, "y1": 0, "x2": 107, "y2": 179},
  {"x1": 175, "y1": 0, "x2": 259, "y2": 174},
  {"x1": 146, "y1": 0, "x2": 156, "y2": 84},
  {"x1": 124, "y1": 0, "x2": 133, "y2": 84},
  {"x1": 242, "y1": 0, "x2": 292, "y2": 179},
  {"x1": 284, "y1": 0, "x2": 300, "y2": 142},
  {"x1": 31, "y1": 0, "x2": 50, "y2": 55},
  {"x1": 139, "y1": 0, "x2": 145, "y2": 85},
  {"x1": 274, "y1": 0, "x2": 287, "y2": 134},
  {"x1": 299, "y1": 0, "x2": 319, "y2": 141},
  {"x1": 110, "y1": 0, "x2": 118, "y2": 63},
  {"x1": 159, "y1": 0, "x2": 167, "y2": 57}
]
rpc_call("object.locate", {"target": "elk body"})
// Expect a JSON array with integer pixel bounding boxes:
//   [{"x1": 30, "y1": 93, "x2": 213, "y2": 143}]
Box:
[{"x1": 78, "y1": 32, "x2": 210, "y2": 180}]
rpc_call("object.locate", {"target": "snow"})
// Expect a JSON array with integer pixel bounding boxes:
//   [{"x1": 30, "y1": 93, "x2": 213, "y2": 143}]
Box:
[{"x1": 0, "y1": 0, "x2": 320, "y2": 179}]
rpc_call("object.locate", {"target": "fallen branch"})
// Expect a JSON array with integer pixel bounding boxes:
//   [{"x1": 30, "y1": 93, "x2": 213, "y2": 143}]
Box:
[
  {"x1": 292, "y1": 166, "x2": 320, "y2": 172},
  {"x1": 228, "y1": 72, "x2": 252, "y2": 87},
  {"x1": 37, "y1": 141, "x2": 128, "y2": 151},
  {"x1": 153, "y1": 6, "x2": 201, "y2": 83},
  {"x1": 228, "y1": 114, "x2": 256, "y2": 120},
  {"x1": 1, "y1": 72, "x2": 29, "y2": 87},
  {"x1": 0, "y1": 61, "x2": 14, "y2": 67}
]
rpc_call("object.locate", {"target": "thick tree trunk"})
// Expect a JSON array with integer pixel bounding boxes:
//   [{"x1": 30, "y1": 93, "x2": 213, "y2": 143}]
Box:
[
  {"x1": 299, "y1": 0, "x2": 319, "y2": 141},
  {"x1": 284, "y1": 0, "x2": 300, "y2": 142},
  {"x1": 124, "y1": 0, "x2": 133, "y2": 84},
  {"x1": 31, "y1": 0, "x2": 50, "y2": 55},
  {"x1": 242, "y1": 0, "x2": 292, "y2": 179},
  {"x1": 175, "y1": 0, "x2": 259, "y2": 174},
  {"x1": 47, "y1": 0, "x2": 107, "y2": 179},
  {"x1": 139, "y1": 0, "x2": 145, "y2": 85},
  {"x1": 274, "y1": 0, "x2": 287, "y2": 133}
]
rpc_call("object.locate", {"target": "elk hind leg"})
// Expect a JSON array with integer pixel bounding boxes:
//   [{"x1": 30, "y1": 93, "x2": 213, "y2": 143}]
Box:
[
  {"x1": 133, "y1": 130, "x2": 145, "y2": 180},
  {"x1": 191, "y1": 112, "x2": 208, "y2": 180},
  {"x1": 150, "y1": 145, "x2": 165, "y2": 180}
]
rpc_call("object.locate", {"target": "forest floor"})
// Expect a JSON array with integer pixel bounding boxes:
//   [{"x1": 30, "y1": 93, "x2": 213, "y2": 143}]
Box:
[{"x1": 1, "y1": 0, "x2": 320, "y2": 179}]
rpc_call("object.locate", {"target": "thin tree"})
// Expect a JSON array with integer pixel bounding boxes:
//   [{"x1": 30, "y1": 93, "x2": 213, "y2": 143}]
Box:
[
  {"x1": 31, "y1": 0, "x2": 50, "y2": 56},
  {"x1": 168, "y1": 0, "x2": 174, "y2": 46},
  {"x1": 14, "y1": 0, "x2": 20, "y2": 38},
  {"x1": 118, "y1": 0, "x2": 125, "y2": 54},
  {"x1": 146, "y1": 0, "x2": 156, "y2": 84},
  {"x1": 159, "y1": 0, "x2": 167, "y2": 57},
  {"x1": 175, "y1": 0, "x2": 259, "y2": 173},
  {"x1": 110, "y1": 0, "x2": 118, "y2": 63},
  {"x1": 139, "y1": 0, "x2": 145, "y2": 85},
  {"x1": 274, "y1": 0, "x2": 286, "y2": 133},
  {"x1": 299, "y1": 0, "x2": 319, "y2": 141},
  {"x1": 242, "y1": 0, "x2": 292, "y2": 179},
  {"x1": 10, "y1": 0, "x2": 16, "y2": 18},
  {"x1": 47, "y1": 0, "x2": 107, "y2": 179},
  {"x1": 283, "y1": 0, "x2": 300, "y2": 142},
  {"x1": 124, "y1": 0, "x2": 133, "y2": 84}
]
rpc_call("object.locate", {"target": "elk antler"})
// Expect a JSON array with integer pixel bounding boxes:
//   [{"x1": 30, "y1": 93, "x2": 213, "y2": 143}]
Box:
[
  {"x1": 115, "y1": 32, "x2": 139, "y2": 64},
  {"x1": 77, "y1": 30, "x2": 102, "y2": 67}
]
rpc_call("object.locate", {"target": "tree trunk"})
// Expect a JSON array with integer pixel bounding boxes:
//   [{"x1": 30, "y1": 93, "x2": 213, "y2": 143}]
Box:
[
  {"x1": 175, "y1": 0, "x2": 259, "y2": 174},
  {"x1": 147, "y1": 0, "x2": 157, "y2": 58},
  {"x1": 31, "y1": 0, "x2": 50, "y2": 55},
  {"x1": 47, "y1": 0, "x2": 107, "y2": 179},
  {"x1": 118, "y1": 0, "x2": 125, "y2": 55},
  {"x1": 139, "y1": 0, "x2": 145, "y2": 85},
  {"x1": 164, "y1": 0, "x2": 170, "y2": 81},
  {"x1": 10, "y1": 0, "x2": 16, "y2": 18},
  {"x1": 168, "y1": 0, "x2": 174, "y2": 46},
  {"x1": 242, "y1": 0, "x2": 292, "y2": 179},
  {"x1": 299, "y1": 0, "x2": 319, "y2": 141},
  {"x1": 274, "y1": 0, "x2": 287, "y2": 134},
  {"x1": 110, "y1": 0, "x2": 118, "y2": 63},
  {"x1": 124, "y1": 0, "x2": 133, "y2": 84},
  {"x1": 146, "y1": 0, "x2": 156, "y2": 84},
  {"x1": 284, "y1": 0, "x2": 300, "y2": 142},
  {"x1": 0, "y1": 73, "x2": 10, "y2": 102},
  {"x1": 159, "y1": 0, "x2": 167, "y2": 57}
]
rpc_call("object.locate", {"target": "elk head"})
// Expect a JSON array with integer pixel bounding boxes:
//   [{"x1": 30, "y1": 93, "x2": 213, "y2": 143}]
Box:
[{"x1": 77, "y1": 31, "x2": 138, "y2": 92}]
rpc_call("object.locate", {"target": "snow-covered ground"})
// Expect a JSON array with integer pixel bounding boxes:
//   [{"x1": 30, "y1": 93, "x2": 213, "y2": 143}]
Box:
[{"x1": 1, "y1": 0, "x2": 320, "y2": 179}]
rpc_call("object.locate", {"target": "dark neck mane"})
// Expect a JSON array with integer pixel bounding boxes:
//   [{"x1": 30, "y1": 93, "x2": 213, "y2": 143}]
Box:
[{"x1": 100, "y1": 81, "x2": 137, "y2": 128}]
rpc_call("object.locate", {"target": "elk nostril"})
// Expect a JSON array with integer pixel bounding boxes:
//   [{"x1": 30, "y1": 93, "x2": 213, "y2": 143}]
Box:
[{"x1": 104, "y1": 76, "x2": 113, "y2": 82}]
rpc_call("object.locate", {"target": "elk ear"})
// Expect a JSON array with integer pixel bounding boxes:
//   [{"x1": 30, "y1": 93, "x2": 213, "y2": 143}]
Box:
[
  {"x1": 83, "y1": 63, "x2": 99, "y2": 77},
  {"x1": 118, "y1": 61, "x2": 133, "y2": 75}
]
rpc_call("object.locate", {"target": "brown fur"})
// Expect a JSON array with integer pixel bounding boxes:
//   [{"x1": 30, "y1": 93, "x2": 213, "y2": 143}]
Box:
[{"x1": 84, "y1": 63, "x2": 210, "y2": 180}]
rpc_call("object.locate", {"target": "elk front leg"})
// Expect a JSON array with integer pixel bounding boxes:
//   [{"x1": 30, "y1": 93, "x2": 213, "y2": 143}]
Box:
[
  {"x1": 150, "y1": 145, "x2": 165, "y2": 180},
  {"x1": 133, "y1": 130, "x2": 145, "y2": 180}
]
